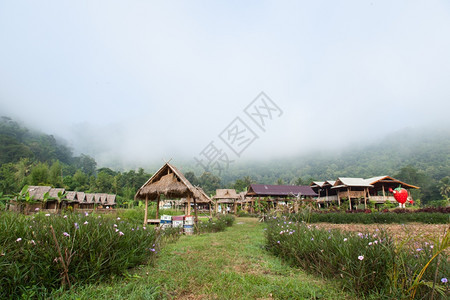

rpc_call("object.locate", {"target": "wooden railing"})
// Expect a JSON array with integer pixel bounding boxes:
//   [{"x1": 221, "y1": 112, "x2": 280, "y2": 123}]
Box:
[
  {"x1": 368, "y1": 196, "x2": 396, "y2": 203},
  {"x1": 317, "y1": 195, "x2": 339, "y2": 202}
]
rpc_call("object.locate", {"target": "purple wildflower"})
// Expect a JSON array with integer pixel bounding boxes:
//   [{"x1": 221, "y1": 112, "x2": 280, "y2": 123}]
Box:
[
  {"x1": 63, "y1": 232, "x2": 70, "y2": 237},
  {"x1": 441, "y1": 278, "x2": 448, "y2": 283}
]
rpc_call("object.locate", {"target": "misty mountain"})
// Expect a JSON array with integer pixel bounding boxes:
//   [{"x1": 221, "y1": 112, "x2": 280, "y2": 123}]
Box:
[{"x1": 214, "y1": 126, "x2": 450, "y2": 186}]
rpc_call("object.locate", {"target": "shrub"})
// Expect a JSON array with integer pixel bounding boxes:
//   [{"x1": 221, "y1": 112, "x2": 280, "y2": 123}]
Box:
[
  {"x1": 195, "y1": 215, "x2": 235, "y2": 234},
  {"x1": 0, "y1": 211, "x2": 159, "y2": 298}
]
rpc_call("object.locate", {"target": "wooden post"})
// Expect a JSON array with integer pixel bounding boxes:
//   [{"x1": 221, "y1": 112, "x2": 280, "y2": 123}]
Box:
[
  {"x1": 209, "y1": 201, "x2": 212, "y2": 218},
  {"x1": 382, "y1": 185, "x2": 386, "y2": 203},
  {"x1": 337, "y1": 191, "x2": 341, "y2": 207},
  {"x1": 144, "y1": 195, "x2": 148, "y2": 226},
  {"x1": 156, "y1": 194, "x2": 160, "y2": 219},
  {"x1": 187, "y1": 195, "x2": 191, "y2": 215},
  {"x1": 193, "y1": 196, "x2": 198, "y2": 224},
  {"x1": 347, "y1": 188, "x2": 351, "y2": 211},
  {"x1": 364, "y1": 187, "x2": 367, "y2": 209},
  {"x1": 233, "y1": 200, "x2": 237, "y2": 214},
  {"x1": 215, "y1": 200, "x2": 218, "y2": 214}
]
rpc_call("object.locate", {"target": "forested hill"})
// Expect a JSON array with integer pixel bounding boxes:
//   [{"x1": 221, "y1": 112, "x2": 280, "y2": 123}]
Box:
[{"x1": 0, "y1": 117, "x2": 74, "y2": 165}]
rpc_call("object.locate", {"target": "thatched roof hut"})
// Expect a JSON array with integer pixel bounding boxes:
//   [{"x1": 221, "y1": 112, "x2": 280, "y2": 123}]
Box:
[
  {"x1": 135, "y1": 163, "x2": 204, "y2": 224},
  {"x1": 76, "y1": 192, "x2": 86, "y2": 202},
  {"x1": 212, "y1": 189, "x2": 240, "y2": 213},
  {"x1": 105, "y1": 194, "x2": 116, "y2": 206},
  {"x1": 85, "y1": 193, "x2": 95, "y2": 204},
  {"x1": 135, "y1": 163, "x2": 201, "y2": 201},
  {"x1": 213, "y1": 189, "x2": 239, "y2": 203},
  {"x1": 48, "y1": 188, "x2": 66, "y2": 200},
  {"x1": 65, "y1": 191, "x2": 77, "y2": 201},
  {"x1": 27, "y1": 186, "x2": 52, "y2": 200}
]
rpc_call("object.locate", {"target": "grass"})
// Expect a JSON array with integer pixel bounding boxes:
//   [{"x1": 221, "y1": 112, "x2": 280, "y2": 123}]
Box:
[{"x1": 54, "y1": 218, "x2": 353, "y2": 299}]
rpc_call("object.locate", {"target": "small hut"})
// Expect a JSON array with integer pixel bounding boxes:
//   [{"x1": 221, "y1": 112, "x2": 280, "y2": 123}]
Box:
[
  {"x1": 82, "y1": 193, "x2": 95, "y2": 209},
  {"x1": 135, "y1": 163, "x2": 203, "y2": 226},
  {"x1": 213, "y1": 189, "x2": 240, "y2": 214},
  {"x1": 64, "y1": 191, "x2": 79, "y2": 209},
  {"x1": 105, "y1": 194, "x2": 117, "y2": 208}
]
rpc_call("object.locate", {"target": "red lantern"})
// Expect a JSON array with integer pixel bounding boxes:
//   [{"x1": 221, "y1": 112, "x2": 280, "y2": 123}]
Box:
[{"x1": 389, "y1": 187, "x2": 408, "y2": 204}]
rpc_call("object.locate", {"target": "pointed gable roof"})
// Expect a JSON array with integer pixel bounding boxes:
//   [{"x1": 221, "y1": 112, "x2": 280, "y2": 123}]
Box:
[
  {"x1": 213, "y1": 189, "x2": 239, "y2": 200},
  {"x1": 76, "y1": 192, "x2": 86, "y2": 202},
  {"x1": 27, "y1": 186, "x2": 52, "y2": 200},
  {"x1": 332, "y1": 177, "x2": 373, "y2": 189},
  {"x1": 310, "y1": 181, "x2": 325, "y2": 188},
  {"x1": 85, "y1": 193, "x2": 95, "y2": 204},
  {"x1": 365, "y1": 175, "x2": 420, "y2": 189},
  {"x1": 135, "y1": 163, "x2": 201, "y2": 200},
  {"x1": 65, "y1": 191, "x2": 77, "y2": 201}
]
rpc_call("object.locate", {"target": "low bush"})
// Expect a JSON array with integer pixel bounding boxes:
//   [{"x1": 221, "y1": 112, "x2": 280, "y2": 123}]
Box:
[
  {"x1": 265, "y1": 216, "x2": 449, "y2": 298},
  {"x1": 0, "y1": 211, "x2": 160, "y2": 299},
  {"x1": 196, "y1": 215, "x2": 235, "y2": 234},
  {"x1": 116, "y1": 207, "x2": 185, "y2": 226}
]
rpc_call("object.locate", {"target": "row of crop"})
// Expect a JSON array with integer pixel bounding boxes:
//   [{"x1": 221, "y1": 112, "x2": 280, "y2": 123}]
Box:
[
  {"x1": 0, "y1": 211, "x2": 174, "y2": 299},
  {"x1": 290, "y1": 210, "x2": 449, "y2": 224},
  {"x1": 265, "y1": 216, "x2": 449, "y2": 298}
]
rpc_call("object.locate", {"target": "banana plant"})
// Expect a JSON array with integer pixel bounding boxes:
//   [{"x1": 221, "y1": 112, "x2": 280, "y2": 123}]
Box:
[
  {"x1": 14, "y1": 185, "x2": 37, "y2": 213},
  {"x1": 56, "y1": 190, "x2": 67, "y2": 212}
]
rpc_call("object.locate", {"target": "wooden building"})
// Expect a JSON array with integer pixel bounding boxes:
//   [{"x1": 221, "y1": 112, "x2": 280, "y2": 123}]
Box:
[
  {"x1": 135, "y1": 162, "x2": 204, "y2": 226},
  {"x1": 213, "y1": 189, "x2": 240, "y2": 214},
  {"x1": 311, "y1": 176, "x2": 420, "y2": 209},
  {"x1": 246, "y1": 184, "x2": 318, "y2": 212}
]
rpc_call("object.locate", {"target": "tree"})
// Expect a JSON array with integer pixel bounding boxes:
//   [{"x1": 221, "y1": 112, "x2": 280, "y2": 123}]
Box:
[
  {"x1": 49, "y1": 160, "x2": 63, "y2": 187},
  {"x1": 233, "y1": 176, "x2": 254, "y2": 192},
  {"x1": 185, "y1": 171, "x2": 199, "y2": 186},
  {"x1": 14, "y1": 158, "x2": 31, "y2": 188},
  {"x1": 198, "y1": 172, "x2": 221, "y2": 195},
  {"x1": 95, "y1": 170, "x2": 114, "y2": 193},
  {"x1": 29, "y1": 162, "x2": 50, "y2": 186},
  {"x1": 439, "y1": 176, "x2": 450, "y2": 200},
  {"x1": 0, "y1": 163, "x2": 17, "y2": 194},
  {"x1": 76, "y1": 154, "x2": 97, "y2": 176}
]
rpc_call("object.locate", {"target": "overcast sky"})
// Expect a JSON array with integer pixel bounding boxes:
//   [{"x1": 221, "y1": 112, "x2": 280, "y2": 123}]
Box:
[{"x1": 1, "y1": 1, "x2": 449, "y2": 169}]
